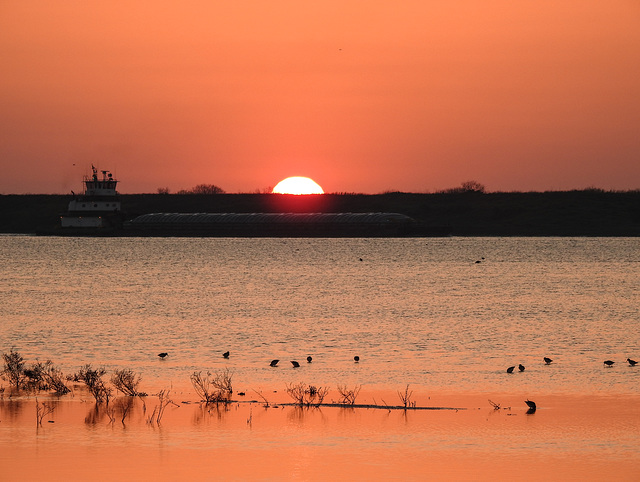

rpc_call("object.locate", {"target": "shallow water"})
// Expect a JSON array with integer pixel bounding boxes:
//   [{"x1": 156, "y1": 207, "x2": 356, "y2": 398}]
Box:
[
  {"x1": 1, "y1": 236, "x2": 639, "y2": 395},
  {"x1": 1, "y1": 393, "x2": 639, "y2": 481}
]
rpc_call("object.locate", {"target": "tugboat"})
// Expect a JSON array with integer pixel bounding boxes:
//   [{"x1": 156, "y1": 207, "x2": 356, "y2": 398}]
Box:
[{"x1": 60, "y1": 165, "x2": 122, "y2": 232}]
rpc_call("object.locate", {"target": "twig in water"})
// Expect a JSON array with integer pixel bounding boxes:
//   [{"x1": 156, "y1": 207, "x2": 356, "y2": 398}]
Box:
[
  {"x1": 147, "y1": 389, "x2": 178, "y2": 425},
  {"x1": 397, "y1": 384, "x2": 414, "y2": 409},
  {"x1": 336, "y1": 384, "x2": 361, "y2": 405},
  {"x1": 35, "y1": 398, "x2": 55, "y2": 426},
  {"x1": 252, "y1": 389, "x2": 270, "y2": 408}
]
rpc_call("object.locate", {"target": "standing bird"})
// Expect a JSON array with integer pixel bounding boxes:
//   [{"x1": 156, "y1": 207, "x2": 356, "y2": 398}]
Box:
[
  {"x1": 525, "y1": 399, "x2": 537, "y2": 412},
  {"x1": 507, "y1": 366, "x2": 515, "y2": 373},
  {"x1": 158, "y1": 352, "x2": 168, "y2": 359},
  {"x1": 354, "y1": 356, "x2": 360, "y2": 363},
  {"x1": 519, "y1": 364, "x2": 525, "y2": 372},
  {"x1": 627, "y1": 358, "x2": 637, "y2": 366},
  {"x1": 544, "y1": 357, "x2": 553, "y2": 365},
  {"x1": 270, "y1": 359, "x2": 279, "y2": 367},
  {"x1": 291, "y1": 361, "x2": 300, "y2": 368},
  {"x1": 604, "y1": 360, "x2": 615, "y2": 367},
  {"x1": 223, "y1": 351, "x2": 230, "y2": 359},
  {"x1": 306, "y1": 356, "x2": 313, "y2": 363}
]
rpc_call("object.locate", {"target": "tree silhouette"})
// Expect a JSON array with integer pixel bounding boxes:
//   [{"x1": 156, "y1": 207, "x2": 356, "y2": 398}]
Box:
[{"x1": 177, "y1": 184, "x2": 226, "y2": 194}]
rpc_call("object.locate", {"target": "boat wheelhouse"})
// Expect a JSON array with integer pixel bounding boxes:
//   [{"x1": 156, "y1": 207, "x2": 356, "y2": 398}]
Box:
[{"x1": 60, "y1": 166, "x2": 121, "y2": 228}]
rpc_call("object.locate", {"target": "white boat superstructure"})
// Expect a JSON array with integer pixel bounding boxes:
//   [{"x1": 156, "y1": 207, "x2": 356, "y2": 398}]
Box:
[{"x1": 61, "y1": 166, "x2": 121, "y2": 228}]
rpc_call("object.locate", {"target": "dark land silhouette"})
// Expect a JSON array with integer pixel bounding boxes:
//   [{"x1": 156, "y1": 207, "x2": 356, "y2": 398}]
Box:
[{"x1": 1, "y1": 190, "x2": 639, "y2": 236}]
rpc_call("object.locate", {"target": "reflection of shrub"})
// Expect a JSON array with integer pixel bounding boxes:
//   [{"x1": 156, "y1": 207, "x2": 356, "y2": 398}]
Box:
[
  {"x1": 190, "y1": 369, "x2": 233, "y2": 403},
  {"x1": 74, "y1": 365, "x2": 112, "y2": 403},
  {"x1": 285, "y1": 382, "x2": 329, "y2": 407},
  {"x1": 2, "y1": 348, "x2": 25, "y2": 389},
  {"x1": 111, "y1": 369, "x2": 144, "y2": 396},
  {"x1": 109, "y1": 397, "x2": 136, "y2": 424}
]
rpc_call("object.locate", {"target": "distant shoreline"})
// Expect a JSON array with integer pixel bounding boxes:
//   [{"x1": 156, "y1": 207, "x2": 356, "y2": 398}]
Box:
[{"x1": 1, "y1": 191, "x2": 639, "y2": 236}]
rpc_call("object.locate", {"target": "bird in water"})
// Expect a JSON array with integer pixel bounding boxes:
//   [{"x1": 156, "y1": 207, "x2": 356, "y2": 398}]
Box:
[
  {"x1": 158, "y1": 352, "x2": 168, "y2": 359},
  {"x1": 519, "y1": 364, "x2": 525, "y2": 372},
  {"x1": 507, "y1": 366, "x2": 515, "y2": 373},
  {"x1": 544, "y1": 357, "x2": 553, "y2": 365},
  {"x1": 307, "y1": 356, "x2": 312, "y2": 363},
  {"x1": 291, "y1": 361, "x2": 300, "y2": 368},
  {"x1": 627, "y1": 358, "x2": 637, "y2": 366},
  {"x1": 270, "y1": 359, "x2": 279, "y2": 367},
  {"x1": 525, "y1": 399, "x2": 537, "y2": 412},
  {"x1": 354, "y1": 356, "x2": 360, "y2": 362},
  {"x1": 604, "y1": 360, "x2": 615, "y2": 367},
  {"x1": 223, "y1": 351, "x2": 230, "y2": 359}
]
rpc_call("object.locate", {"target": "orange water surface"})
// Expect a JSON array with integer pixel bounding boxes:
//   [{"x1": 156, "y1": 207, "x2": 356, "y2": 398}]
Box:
[
  {"x1": 1, "y1": 388, "x2": 639, "y2": 481},
  {"x1": 2, "y1": 237, "x2": 639, "y2": 480}
]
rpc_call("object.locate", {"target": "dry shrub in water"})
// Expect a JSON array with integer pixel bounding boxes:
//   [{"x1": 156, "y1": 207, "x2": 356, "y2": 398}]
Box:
[
  {"x1": 2, "y1": 348, "x2": 25, "y2": 389},
  {"x1": 252, "y1": 389, "x2": 271, "y2": 408},
  {"x1": 147, "y1": 389, "x2": 177, "y2": 425},
  {"x1": 22, "y1": 363, "x2": 46, "y2": 390},
  {"x1": 397, "y1": 384, "x2": 414, "y2": 409},
  {"x1": 285, "y1": 382, "x2": 329, "y2": 407},
  {"x1": 191, "y1": 369, "x2": 233, "y2": 403},
  {"x1": 111, "y1": 368, "x2": 145, "y2": 396},
  {"x1": 336, "y1": 384, "x2": 361, "y2": 405},
  {"x1": 74, "y1": 364, "x2": 112, "y2": 403},
  {"x1": 2, "y1": 350, "x2": 69, "y2": 394},
  {"x1": 25, "y1": 360, "x2": 69, "y2": 395}
]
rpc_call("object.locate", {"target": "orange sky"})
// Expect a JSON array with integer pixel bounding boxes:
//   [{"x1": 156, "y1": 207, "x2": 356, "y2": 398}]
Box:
[{"x1": 1, "y1": 1, "x2": 639, "y2": 194}]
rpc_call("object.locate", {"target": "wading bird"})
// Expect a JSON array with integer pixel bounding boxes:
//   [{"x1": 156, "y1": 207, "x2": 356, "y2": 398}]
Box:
[
  {"x1": 223, "y1": 351, "x2": 230, "y2": 359},
  {"x1": 291, "y1": 361, "x2": 300, "y2": 368},
  {"x1": 544, "y1": 357, "x2": 553, "y2": 365},
  {"x1": 627, "y1": 358, "x2": 637, "y2": 366},
  {"x1": 604, "y1": 360, "x2": 615, "y2": 367},
  {"x1": 519, "y1": 364, "x2": 525, "y2": 372},
  {"x1": 270, "y1": 359, "x2": 279, "y2": 367},
  {"x1": 307, "y1": 356, "x2": 312, "y2": 363},
  {"x1": 158, "y1": 352, "x2": 168, "y2": 359},
  {"x1": 507, "y1": 366, "x2": 515, "y2": 373}
]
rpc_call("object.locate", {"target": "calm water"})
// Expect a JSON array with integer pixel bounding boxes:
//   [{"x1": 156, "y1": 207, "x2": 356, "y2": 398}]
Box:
[{"x1": 1, "y1": 236, "x2": 639, "y2": 395}]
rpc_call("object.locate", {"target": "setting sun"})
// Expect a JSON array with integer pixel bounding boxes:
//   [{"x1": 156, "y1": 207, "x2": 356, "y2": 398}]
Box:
[{"x1": 272, "y1": 176, "x2": 324, "y2": 195}]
